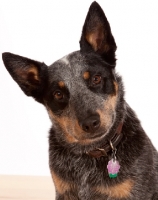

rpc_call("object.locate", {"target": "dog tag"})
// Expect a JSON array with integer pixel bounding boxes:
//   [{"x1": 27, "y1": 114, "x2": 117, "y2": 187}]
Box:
[{"x1": 107, "y1": 158, "x2": 120, "y2": 178}]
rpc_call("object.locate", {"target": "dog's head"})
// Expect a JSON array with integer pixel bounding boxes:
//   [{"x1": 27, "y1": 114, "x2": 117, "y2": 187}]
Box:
[{"x1": 2, "y1": 2, "x2": 124, "y2": 145}]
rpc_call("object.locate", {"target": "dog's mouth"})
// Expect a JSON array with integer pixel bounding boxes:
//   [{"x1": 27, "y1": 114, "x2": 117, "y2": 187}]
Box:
[{"x1": 71, "y1": 128, "x2": 111, "y2": 145}]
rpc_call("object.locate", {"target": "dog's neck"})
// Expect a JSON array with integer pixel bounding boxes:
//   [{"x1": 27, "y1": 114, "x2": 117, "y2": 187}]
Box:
[{"x1": 86, "y1": 122, "x2": 123, "y2": 158}]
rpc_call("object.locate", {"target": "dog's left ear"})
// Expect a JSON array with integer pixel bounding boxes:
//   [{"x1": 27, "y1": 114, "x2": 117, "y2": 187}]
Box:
[
  {"x1": 2, "y1": 52, "x2": 48, "y2": 103},
  {"x1": 80, "y1": 1, "x2": 117, "y2": 66}
]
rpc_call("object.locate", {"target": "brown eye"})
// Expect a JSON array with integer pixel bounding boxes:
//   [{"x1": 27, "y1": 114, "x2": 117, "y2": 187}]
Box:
[
  {"x1": 53, "y1": 90, "x2": 64, "y2": 100},
  {"x1": 92, "y1": 75, "x2": 102, "y2": 85}
]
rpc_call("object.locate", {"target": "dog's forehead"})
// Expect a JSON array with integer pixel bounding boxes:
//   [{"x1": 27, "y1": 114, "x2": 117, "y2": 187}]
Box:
[
  {"x1": 48, "y1": 51, "x2": 110, "y2": 85},
  {"x1": 48, "y1": 51, "x2": 86, "y2": 81}
]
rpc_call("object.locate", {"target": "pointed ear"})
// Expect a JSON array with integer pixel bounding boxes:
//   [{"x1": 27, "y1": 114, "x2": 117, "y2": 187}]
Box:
[
  {"x1": 80, "y1": 1, "x2": 117, "y2": 65},
  {"x1": 2, "y1": 52, "x2": 48, "y2": 103}
]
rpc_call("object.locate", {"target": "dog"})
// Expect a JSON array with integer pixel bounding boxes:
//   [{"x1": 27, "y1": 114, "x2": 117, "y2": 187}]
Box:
[{"x1": 2, "y1": 1, "x2": 158, "y2": 199}]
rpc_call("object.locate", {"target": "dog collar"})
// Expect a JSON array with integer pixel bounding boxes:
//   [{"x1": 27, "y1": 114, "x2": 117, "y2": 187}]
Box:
[{"x1": 86, "y1": 122, "x2": 123, "y2": 158}]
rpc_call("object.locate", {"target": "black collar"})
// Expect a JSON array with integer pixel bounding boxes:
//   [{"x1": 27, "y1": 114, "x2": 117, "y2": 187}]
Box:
[{"x1": 86, "y1": 122, "x2": 123, "y2": 158}]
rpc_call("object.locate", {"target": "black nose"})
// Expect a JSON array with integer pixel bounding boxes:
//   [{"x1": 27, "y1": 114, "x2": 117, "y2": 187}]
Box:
[{"x1": 81, "y1": 115, "x2": 100, "y2": 133}]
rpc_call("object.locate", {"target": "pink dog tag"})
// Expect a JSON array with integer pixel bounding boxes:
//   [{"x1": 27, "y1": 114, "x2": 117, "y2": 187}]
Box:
[{"x1": 107, "y1": 158, "x2": 120, "y2": 178}]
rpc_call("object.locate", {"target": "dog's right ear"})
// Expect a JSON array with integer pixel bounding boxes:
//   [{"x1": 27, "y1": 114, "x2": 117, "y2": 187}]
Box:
[
  {"x1": 80, "y1": 1, "x2": 117, "y2": 66},
  {"x1": 2, "y1": 52, "x2": 48, "y2": 103}
]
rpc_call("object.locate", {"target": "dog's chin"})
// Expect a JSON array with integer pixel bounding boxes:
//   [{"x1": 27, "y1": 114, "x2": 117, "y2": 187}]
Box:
[{"x1": 76, "y1": 130, "x2": 109, "y2": 145}]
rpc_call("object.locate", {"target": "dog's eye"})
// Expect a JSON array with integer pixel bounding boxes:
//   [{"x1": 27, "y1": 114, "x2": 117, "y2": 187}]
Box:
[
  {"x1": 53, "y1": 90, "x2": 64, "y2": 100},
  {"x1": 92, "y1": 75, "x2": 102, "y2": 85}
]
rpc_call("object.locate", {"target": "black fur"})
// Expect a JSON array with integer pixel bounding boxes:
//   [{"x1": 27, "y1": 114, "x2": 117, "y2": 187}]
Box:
[{"x1": 2, "y1": 1, "x2": 158, "y2": 199}]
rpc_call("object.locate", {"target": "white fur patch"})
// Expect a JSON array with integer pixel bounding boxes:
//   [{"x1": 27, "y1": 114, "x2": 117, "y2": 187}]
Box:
[{"x1": 61, "y1": 56, "x2": 69, "y2": 65}]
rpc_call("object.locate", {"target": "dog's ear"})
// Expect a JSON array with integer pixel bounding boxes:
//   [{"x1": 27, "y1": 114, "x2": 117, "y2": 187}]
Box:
[
  {"x1": 80, "y1": 1, "x2": 117, "y2": 66},
  {"x1": 2, "y1": 52, "x2": 48, "y2": 103}
]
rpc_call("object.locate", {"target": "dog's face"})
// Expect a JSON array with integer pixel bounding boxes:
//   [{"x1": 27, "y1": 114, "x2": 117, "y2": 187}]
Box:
[
  {"x1": 2, "y1": 2, "x2": 122, "y2": 145},
  {"x1": 45, "y1": 52, "x2": 118, "y2": 144}
]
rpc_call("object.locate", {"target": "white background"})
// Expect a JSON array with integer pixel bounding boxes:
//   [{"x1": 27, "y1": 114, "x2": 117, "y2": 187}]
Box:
[{"x1": 0, "y1": 0, "x2": 158, "y2": 176}]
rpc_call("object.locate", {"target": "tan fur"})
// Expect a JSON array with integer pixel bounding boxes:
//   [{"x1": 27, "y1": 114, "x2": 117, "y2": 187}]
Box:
[
  {"x1": 51, "y1": 171, "x2": 70, "y2": 194},
  {"x1": 83, "y1": 71, "x2": 90, "y2": 80},
  {"x1": 58, "y1": 81, "x2": 65, "y2": 88},
  {"x1": 47, "y1": 108, "x2": 98, "y2": 144},
  {"x1": 14, "y1": 64, "x2": 39, "y2": 87},
  {"x1": 97, "y1": 81, "x2": 118, "y2": 131},
  {"x1": 108, "y1": 81, "x2": 118, "y2": 110},
  {"x1": 112, "y1": 81, "x2": 118, "y2": 96},
  {"x1": 86, "y1": 25, "x2": 104, "y2": 51},
  {"x1": 96, "y1": 179, "x2": 134, "y2": 199},
  {"x1": 28, "y1": 65, "x2": 39, "y2": 81},
  {"x1": 47, "y1": 108, "x2": 78, "y2": 143},
  {"x1": 86, "y1": 24, "x2": 111, "y2": 53}
]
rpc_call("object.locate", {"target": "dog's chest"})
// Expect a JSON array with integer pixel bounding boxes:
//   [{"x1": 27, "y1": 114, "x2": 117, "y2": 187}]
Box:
[{"x1": 78, "y1": 171, "x2": 92, "y2": 199}]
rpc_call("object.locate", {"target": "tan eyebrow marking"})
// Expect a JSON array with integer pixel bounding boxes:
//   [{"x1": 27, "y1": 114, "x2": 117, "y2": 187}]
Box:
[
  {"x1": 58, "y1": 81, "x2": 65, "y2": 88},
  {"x1": 83, "y1": 71, "x2": 90, "y2": 80}
]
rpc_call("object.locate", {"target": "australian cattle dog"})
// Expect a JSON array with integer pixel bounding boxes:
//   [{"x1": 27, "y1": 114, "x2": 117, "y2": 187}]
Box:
[{"x1": 2, "y1": 1, "x2": 158, "y2": 199}]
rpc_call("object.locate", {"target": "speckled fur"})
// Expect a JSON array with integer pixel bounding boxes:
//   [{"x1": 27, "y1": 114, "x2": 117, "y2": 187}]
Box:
[{"x1": 2, "y1": 1, "x2": 158, "y2": 199}]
